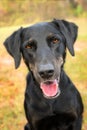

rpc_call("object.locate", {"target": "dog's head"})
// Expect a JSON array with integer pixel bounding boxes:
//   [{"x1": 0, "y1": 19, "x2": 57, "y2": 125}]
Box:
[{"x1": 4, "y1": 19, "x2": 78, "y2": 99}]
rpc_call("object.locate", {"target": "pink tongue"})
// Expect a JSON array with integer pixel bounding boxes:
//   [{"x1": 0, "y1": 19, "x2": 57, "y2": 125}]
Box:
[{"x1": 41, "y1": 80, "x2": 58, "y2": 97}]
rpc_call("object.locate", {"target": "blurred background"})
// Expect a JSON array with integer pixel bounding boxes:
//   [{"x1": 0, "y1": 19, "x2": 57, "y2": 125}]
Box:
[{"x1": 0, "y1": 0, "x2": 87, "y2": 130}]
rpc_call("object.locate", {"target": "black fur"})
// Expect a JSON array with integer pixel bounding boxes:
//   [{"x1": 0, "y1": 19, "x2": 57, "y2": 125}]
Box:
[{"x1": 4, "y1": 19, "x2": 83, "y2": 130}]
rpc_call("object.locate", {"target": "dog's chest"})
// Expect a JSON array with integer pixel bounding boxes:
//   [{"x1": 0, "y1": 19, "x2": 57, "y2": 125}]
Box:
[
  {"x1": 35, "y1": 112, "x2": 75, "y2": 130},
  {"x1": 29, "y1": 94, "x2": 76, "y2": 127}
]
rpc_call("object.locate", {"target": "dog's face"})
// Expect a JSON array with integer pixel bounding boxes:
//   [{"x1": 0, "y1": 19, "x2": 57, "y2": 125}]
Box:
[
  {"x1": 22, "y1": 22, "x2": 65, "y2": 83},
  {"x1": 4, "y1": 19, "x2": 78, "y2": 99}
]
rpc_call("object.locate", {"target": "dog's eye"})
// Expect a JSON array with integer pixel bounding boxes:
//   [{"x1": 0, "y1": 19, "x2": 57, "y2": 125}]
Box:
[
  {"x1": 52, "y1": 38, "x2": 59, "y2": 44},
  {"x1": 25, "y1": 41, "x2": 37, "y2": 50},
  {"x1": 25, "y1": 41, "x2": 34, "y2": 49},
  {"x1": 25, "y1": 44, "x2": 32, "y2": 49}
]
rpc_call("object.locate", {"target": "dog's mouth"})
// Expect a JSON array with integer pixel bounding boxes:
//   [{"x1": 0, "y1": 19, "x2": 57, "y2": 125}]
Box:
[{"x1": 40, "y1": 79, "x2": 60, "y2": 99}]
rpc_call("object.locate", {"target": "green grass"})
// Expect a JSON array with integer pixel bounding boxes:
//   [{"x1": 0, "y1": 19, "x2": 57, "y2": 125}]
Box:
[
  {"x1": 0, "y1": 18, "x2": 87, "y2": 130},
  {"x1": 65, "y1": 49, "x2": 87, "y2": 84},
  {"x1": 78, "y1": 35, "x2": 87, "y2": 42}
]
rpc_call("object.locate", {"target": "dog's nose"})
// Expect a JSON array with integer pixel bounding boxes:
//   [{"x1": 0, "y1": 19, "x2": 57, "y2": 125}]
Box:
[
  {"x1": 39, "y1": 64, "x2": 54, "y2": 79},
  {"x1": 39, "y1": 69, "x2": 54, "y2": 79}
]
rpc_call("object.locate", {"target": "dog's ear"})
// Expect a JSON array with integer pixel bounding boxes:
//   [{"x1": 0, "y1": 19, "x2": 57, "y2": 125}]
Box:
[
  {"x1": 4, "y1": 27, "x2": 23, "y2": 69},
  {"x1": 53, "y1": 19, "x2": 78, "y2": 56}
]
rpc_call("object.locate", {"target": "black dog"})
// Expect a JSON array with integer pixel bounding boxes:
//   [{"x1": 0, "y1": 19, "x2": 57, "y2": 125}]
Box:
[{"x1": 4, "y1": 19, "x2": 83, "y2": 130}]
